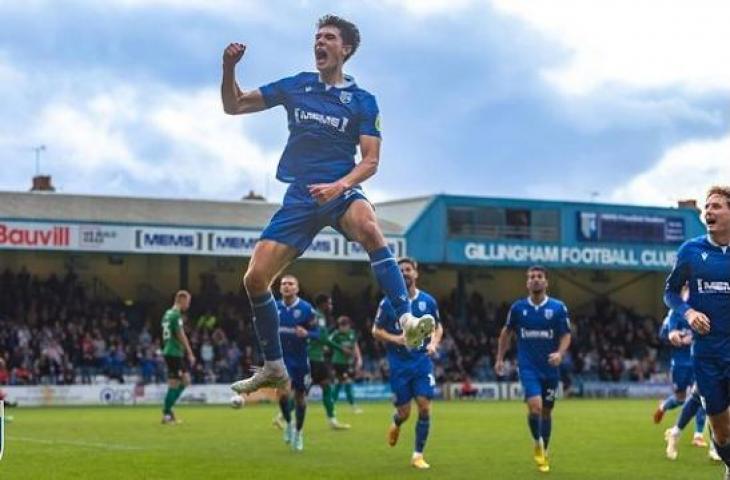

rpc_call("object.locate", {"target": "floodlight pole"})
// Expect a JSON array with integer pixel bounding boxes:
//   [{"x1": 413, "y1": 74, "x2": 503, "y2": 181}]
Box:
[{"x1": 33, "y1": 145, "x2": 46, "y2": 175}]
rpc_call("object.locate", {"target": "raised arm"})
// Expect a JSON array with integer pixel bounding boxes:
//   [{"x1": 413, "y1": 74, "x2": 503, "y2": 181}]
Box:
[{"x1": 221, "y1": 42, "x2": 267, "y2": 115}]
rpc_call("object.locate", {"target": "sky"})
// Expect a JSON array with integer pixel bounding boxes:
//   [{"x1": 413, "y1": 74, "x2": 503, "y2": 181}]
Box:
[{"x1": 0, "y1": 0, "x2": 728, "y2": 207}]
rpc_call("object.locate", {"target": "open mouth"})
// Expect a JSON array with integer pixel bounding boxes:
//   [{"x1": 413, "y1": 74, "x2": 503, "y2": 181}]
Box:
[
  {"x1": 707, "y1": 218, "x2": 717, "y2": 227},
  {"x1": 315, "y1": 49, "x2": 328, "y2": 63}
]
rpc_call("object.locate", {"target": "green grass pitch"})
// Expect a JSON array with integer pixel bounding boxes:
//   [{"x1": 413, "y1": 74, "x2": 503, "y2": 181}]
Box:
[{"x1": 0, "y1": 399, "x2": 723, "y2": 479}]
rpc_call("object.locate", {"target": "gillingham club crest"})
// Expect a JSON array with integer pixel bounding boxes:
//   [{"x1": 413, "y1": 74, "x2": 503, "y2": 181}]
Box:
[
  {"x1": 339, "y1": 91, "x2": 352, "y2": 104},
  {"x1": 544, "y1": 309, "x2": 554, "y2": 320}
]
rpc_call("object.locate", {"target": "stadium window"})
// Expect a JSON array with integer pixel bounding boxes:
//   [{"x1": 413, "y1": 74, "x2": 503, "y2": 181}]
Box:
[
  {"x1": 447, "y1": 207, "x2": 476, "y2": 235},
  {"x1": 447, "y1": 206, "x2": 560, "y2": 241}
]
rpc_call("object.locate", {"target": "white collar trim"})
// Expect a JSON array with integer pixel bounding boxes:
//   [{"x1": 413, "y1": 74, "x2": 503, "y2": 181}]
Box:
[
  {"x1": 527, "y1": 295, "x2": 549, "y2": 308},
  {"x1": 707, "y1": 234, "x2": 729, "y2": 250},
  {"x1": 284, "y1": 297, "x2": 300, "y2": 308},
  {"x1": 319, "y1": 73, "x2": 355, "y2": 89}
]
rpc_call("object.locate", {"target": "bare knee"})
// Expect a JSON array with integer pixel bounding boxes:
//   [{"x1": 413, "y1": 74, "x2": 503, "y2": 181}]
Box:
[
  {"x1": 359, "y1": 220, "x2": 386, "y2": 251},
  {"x1": 527, "y1": 400, "x2": 542, "y2": 416},
  {"x1": 397, "y1": 405, "x2": 411, "y2": 422},
  {"x1": 243, "y1": 267, "x2": 270, "y2": 296}
]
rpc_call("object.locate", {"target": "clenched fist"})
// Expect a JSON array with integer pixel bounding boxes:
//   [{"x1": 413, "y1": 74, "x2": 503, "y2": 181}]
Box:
[{"x1": 223, "y1": 42, "x2": 246, "y2": 68}]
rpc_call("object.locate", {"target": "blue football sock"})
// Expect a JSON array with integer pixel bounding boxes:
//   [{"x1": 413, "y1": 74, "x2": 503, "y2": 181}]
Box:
[
  {"x1": 541, "y1": 416, "x2": 552, "y2": 449},
  {"x1": 661, "y1": 394, "x2": 683, "y2": 412},
  {"x1": 295, "y1": 402, "x2": 307, "y2": 432},
  {"x1": 279, "y1": 395, "x2": 292, "y2": 424},
  {"x1": 676, "y1": 393, "x2": 701, "y2": 430},
  {"x1": 369, "y1": 247, "x2": 410, "y2": 318},
  {"x1": 694, "y1": 406, "x2": 707, "y2": 435},
  {"x1": 528, "y1": 413, "x2": 541, "y2": 442},
  {"x1": 250, "y1": 292, "x2": 283, "y2": 361},
  {"x1": 415, "y1": 412, "x2": 430, "y2": 454},
  {"x1": 393, "y1": 412, "x2": 406, "y2": 427},
  {"x1": 713, "y1": 439, "x2": 730, "y2": 468}
]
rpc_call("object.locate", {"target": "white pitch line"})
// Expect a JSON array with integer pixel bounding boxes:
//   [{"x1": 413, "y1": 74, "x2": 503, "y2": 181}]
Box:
[{"x1": 8, "y1": 436, "x2": 148, "y2": 451}]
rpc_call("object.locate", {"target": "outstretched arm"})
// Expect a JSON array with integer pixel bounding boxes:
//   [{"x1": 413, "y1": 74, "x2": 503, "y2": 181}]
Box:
[{"x1": 221, "y1": 42, "x2": 267, "y2": 115}]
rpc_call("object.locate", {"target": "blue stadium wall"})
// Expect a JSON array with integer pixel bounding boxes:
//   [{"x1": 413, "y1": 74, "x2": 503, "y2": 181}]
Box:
[{"x1": 403, "y1": 195, "x2": 705, "y2": 271}]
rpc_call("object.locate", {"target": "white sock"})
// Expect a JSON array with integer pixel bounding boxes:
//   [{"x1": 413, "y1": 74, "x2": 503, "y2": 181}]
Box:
[
  {"x1": 264, "y1": 359, "x2": 286, "y2": 373},
  {"x1": 399, "y1": 313, "x2": 410, "y2": 330},
  {"x1": 670, "y1": 426, "x2": 681, "y2": 436}
]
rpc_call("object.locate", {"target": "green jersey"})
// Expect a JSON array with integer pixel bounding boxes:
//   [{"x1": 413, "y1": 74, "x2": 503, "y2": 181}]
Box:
[
  {"x1": 162, "y1": 308, "x2": 184, "y2": 357},
  {"x1": 329, "y1": 329, "x2": 357, "y2": 365},
  {"x1": 307, "y1": 309, "x2": 330, "y2": 362}
]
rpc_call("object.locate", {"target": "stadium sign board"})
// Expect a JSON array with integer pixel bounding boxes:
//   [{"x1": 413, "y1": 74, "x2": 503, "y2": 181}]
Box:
[
  {"x1": 0, "y1": 220, "x2": 405, "y2": 262},
  {"x1": 455, "y1": 240, "x2": 678, "y2": 271}
]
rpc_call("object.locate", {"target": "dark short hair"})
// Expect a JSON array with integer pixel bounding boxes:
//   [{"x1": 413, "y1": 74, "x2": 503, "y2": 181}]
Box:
[
  {"x1": 527, "y1": 265, "x2": 548, "y2": 277},
  {"x1": 397, "y1": 257, "x2": 418, "y2": 269},
  {"x1": 317, "y1": 14, "x2": 360, "y2": 61},
  {"x1": 314, "y1": 293, "x2": 331, "y2": 307},
  {"x1": 707, "y1": 185, "x2": 730, "y2": 207}
]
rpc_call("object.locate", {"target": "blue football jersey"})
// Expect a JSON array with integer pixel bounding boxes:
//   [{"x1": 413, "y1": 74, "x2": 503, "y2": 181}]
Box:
[
  {"x1": 658, "y1": 310, "x2": 693, "y2": 367},
  {"x1": 259, "y1": 72, "x2": 381, "y2": 184},
  {"x1": 665, "y1": 235, "x2": 730, "y2": 360},
  {"x1": 278, "y1": 297, "x2": 316, "y2": 365},
  {"x1": 505, "y1": 297, "x2": 571, "y2": 376},
  {"x1": 375, "y1": 290, "x2": 440, "y2": 366}
]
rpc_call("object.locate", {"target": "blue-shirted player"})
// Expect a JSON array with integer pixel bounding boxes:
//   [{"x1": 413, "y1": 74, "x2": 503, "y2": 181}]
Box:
[
  {"x1": 665, "y1": 186, "x2": 730, "y2": 479},
  {"x1": 222, "y1": 14, "x2": 434, "y2": 395},
  {"x1": 276, "y1": 274, "x2": 317, "y2": 451},
  {"x1": 373, "y1": 257, "x2": 443, "y2": 470},
  {"x1": 496, "y1": 265, "x2": 571, "y2": 474},
  {"x1": 656, "y1": 287, "x2": 710, "y2": 460}
]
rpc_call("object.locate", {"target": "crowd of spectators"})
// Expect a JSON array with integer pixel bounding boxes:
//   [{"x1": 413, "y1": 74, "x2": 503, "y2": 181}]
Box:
[{"x1": 0, "y1": 268, "x2": 667, "y2": 387}]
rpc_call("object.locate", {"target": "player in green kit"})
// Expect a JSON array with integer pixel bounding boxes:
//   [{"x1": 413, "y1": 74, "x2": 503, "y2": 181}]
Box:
[
  {"x1": 309, "y1": 294, "x2": 351, "y2": 429},
  {"x1": 161, "y1": 290, "x2": 196, "y2": 425},
  {"x1": 330, "y1": 315, "x2": 363, "y2": 414}
]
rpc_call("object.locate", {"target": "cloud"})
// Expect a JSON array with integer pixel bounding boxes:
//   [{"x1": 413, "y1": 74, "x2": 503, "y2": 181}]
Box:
[
  {"x1": 30, "y1": 84, "x2": 283, "y2": 199},
  {"x1": 611, "y1": 133, "x2": 730, "y2": 206},
  {"x1": 491, "y1": 0, "x2": 730, "y2": 95}
]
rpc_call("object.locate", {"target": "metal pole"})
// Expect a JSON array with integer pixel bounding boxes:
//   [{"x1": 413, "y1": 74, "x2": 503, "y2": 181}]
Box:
[{"x1": 33, "y1": 145, "x2": 46, "y2": 175}]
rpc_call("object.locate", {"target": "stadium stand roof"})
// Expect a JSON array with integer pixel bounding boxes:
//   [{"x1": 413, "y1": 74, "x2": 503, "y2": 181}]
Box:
[{"x1": 0, "y1": 191, "x2": 407, "y2": 234}]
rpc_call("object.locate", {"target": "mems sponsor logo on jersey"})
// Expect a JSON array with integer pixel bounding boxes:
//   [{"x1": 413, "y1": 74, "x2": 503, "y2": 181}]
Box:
[
  {"x1": 294, "y1": 108, "x2": 350, "y2": 132},
  {"x1": 696, "y1": 279, "x2": 730, "y2": 294},
  {"x1": 520, "y1": 328, "x2": 554, "y2": 340}
]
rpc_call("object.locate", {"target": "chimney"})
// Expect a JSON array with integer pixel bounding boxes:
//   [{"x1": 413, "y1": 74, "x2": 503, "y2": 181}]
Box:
[
  {"x1": 30, "y1": 175, "x2": 55, "y2": 192},
  {"x1": 677, "y1": 199, "x2": 698, "y2": 211}
]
